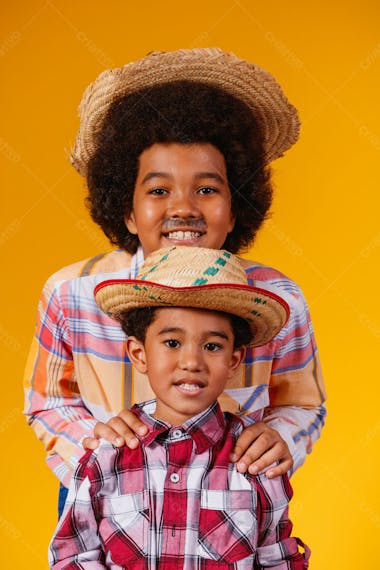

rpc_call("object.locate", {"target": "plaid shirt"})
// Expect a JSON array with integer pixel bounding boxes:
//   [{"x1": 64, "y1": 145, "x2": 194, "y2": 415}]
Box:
[
  {"x1": 24, "y1": 248, "x2": 326, "y2": 487},
  {"x1": 49, "y1": 401, "x2": 310, "y2": 569}
]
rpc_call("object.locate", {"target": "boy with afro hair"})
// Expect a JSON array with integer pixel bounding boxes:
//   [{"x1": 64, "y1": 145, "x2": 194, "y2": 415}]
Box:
[{"x1": 24, "y1": 49, "x2": 326, "y2": 513}]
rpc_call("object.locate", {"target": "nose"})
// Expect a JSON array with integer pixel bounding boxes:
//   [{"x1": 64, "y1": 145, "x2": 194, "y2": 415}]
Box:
[
  {"x1": 178, "y1": 344, "x2": 204, "y2": 372},
  {"x1": 166, "y1": 189, "x2": 201, "y2": 218}
]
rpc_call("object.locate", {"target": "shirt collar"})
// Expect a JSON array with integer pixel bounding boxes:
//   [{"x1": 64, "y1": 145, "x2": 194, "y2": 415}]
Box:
[{"x1": 132, "y1": 400, "x2": 232, "y2": 454}]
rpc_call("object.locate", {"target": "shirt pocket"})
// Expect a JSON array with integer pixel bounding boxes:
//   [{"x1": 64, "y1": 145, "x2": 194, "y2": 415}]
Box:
[
  {"x1": 197, "y1": 489, "x2": 257, "y2": 564},
  {"x1": 98, "y1": 490, "x2": 149, "y2": 564}
]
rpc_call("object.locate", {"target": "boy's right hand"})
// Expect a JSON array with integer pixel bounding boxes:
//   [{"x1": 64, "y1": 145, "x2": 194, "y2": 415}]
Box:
[{"x1": 82, "y1": 410, "x2": 149, "y2": 450}]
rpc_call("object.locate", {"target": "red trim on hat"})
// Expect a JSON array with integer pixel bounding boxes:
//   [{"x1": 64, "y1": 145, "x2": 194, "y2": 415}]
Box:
[{"x1": 94, "y1": 279, "x2": 290, "y2": 319}]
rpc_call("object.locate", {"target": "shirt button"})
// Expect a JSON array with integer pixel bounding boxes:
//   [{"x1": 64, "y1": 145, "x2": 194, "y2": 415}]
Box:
[
  {"x1": 170, "y1": 473, "x2": 180, "y2": 483},
  {"x1": 172, "y1": 429, "x2": 182, "y2": 439}
]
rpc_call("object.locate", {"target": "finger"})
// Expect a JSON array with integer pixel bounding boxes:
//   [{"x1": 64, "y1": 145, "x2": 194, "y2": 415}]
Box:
[
  {"x1": 82, "y1": 437, "x2": 99, "y2": 450},
  {"x1": 117, "y1": 409, "x2": 149, "y2": 437},
  {"x1": 265, "y1": 458, "x2": 294, "y2": 479},
  {"x1": 234, "y1": 429, "x2": 280, "y2": 471},
  {"x1": 245, "y1": 444, "x2": 293, "y2": 476},
  {"x1": 108, "y1": 415, "x2": 145, "y2": 449},
  {"x1": 94, "y1": 420, "x2": 138, "y2": 448},
  {"x1": 229, "y1": 423, "x2": 264, "y2": 462},
  {"x1": 235, "y1": 433, "x2": 290, "y2": 472}
]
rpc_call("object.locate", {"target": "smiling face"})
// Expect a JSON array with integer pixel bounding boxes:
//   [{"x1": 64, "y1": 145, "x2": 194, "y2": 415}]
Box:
[
  {"x1": 125, "y1": 142, "x2": 235, "y2": 256},
  {"x1": 126, "y1": 307, "x2": 244, "y2": 426}
]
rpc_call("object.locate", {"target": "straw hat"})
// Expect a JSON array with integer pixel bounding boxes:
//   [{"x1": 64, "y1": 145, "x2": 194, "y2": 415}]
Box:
[
  {"x1": 94, "y1": 246, "x2": 289, "y2": 347},
  {"x1": 71, "y1": 48, "x2": 300, "y2": 177}
]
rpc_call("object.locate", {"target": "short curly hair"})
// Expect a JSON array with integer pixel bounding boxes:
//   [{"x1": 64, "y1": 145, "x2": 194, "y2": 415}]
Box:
[{"x1": 86, "y1": 81, "x2": 273, "y2": 254}]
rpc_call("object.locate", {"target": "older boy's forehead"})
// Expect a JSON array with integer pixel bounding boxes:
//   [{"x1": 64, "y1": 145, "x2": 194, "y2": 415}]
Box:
[{"x1": 137, "y1": 142, "x2": 227, "y2": 177}]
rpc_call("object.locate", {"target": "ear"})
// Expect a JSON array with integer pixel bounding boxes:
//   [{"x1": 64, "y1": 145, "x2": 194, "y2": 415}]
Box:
[
  {"x1": 126, "y1": 336, "x2": 147, "y2": 373},
  {"x1": 124, "y1": 211, "x2": 138, "y2": 235},
  {"x1": 226, "y1": 346, "x2": 245, "y2": 380}
]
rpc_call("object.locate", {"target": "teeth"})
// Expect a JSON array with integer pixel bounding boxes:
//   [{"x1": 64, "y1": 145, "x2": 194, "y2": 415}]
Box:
[
  {"x1": 167, "y1": 231, "x2": 201, "y2": 239},
  {"x1": 178, "y1": 383, "x2": 202, "y2": 391}
]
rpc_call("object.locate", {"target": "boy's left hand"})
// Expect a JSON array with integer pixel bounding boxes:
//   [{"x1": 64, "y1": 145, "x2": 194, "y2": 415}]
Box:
[{"x1": 230, "y1": 422, "x2": 293, "y2": 478}]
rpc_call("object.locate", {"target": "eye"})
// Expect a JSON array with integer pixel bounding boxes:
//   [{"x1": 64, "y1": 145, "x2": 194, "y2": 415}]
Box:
[
  {"x1": 204, "y1": 342, "x2": 222, "y2": 352},
  {"x1": 198, "y1": 186, "x2": 217, "y2": 195},
  {"x1": 164, "y1": 339, "x2": 180, "y2": 348},
  {"x1": 149, "y1": 187, "x2": 168, "y2": 196}
]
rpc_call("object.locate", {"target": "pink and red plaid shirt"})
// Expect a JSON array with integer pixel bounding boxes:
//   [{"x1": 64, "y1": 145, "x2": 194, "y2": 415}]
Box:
[
  {"x1": 49, "y1": 401, "x2": 310, "y2": 569},
  {"x1": 24, "y1": 248, "x2": 326, "y2": 487}
]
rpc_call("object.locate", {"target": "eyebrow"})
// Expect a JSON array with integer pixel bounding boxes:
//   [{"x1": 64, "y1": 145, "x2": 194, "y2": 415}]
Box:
[
  {"x1": 158, "y1": 327, "x2": 229, "y2": 340},
  {"x1": 157, "y1": 327, "x2": 184, "y2": 335},
  {"x1": 141, "y1": 171, "x2": 226, "y2": 185},
  {"x1": 207, "y1": 330, "x2": 229, "y2": 341}
]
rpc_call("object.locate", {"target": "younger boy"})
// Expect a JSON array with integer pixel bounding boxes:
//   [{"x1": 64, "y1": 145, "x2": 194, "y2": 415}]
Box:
[{"x1": 49, "y1": 246, "x2": 310, "y2": 569}]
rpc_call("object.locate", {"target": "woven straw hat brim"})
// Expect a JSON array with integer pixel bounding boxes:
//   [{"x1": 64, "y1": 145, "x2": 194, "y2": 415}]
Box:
[
  {"x1": 71, "y1": 48, "x2": 300, "y2": 177},
  {"x1": 94, "y1": 280, "x2": 289, "y2": 348}
]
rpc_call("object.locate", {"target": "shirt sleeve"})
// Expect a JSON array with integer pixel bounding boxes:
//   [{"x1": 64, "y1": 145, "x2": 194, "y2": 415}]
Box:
[
  {"x1": 248, "y1": 274, "x2": 327, "y2": 472},
  {"x1": 254, "y1": 474, "x2": 310, "y2": 569},
  {"x1": 263, "y1": 404, "x2": 326, "y2": 474},
  {"x1": 48, "y1": 452, "x2": 108, "y2": 569},
  {"x1": 23, "y1": 278, "x2": 97, "y2": 487}
]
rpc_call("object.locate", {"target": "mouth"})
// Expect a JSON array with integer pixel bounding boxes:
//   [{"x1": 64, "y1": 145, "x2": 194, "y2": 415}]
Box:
[
  {"x1": 164, "y1": 230, "x2": 204, "y2": 240},
  {"x1": 174, "y1": 380, "x2": 206, "y2": 395}
]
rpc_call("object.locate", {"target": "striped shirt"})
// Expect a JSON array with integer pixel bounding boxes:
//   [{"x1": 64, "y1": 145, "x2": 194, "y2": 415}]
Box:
[
  {"x1": 49, "y1": 401, "x2": 310, "y2": 569},
  {"x1": 23, "y1": 248, "x2": 326, "y2": 487}
]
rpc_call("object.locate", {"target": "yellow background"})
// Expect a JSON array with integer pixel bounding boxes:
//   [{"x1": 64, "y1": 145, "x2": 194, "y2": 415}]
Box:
[{"x1": 1, "y1": 1, "x2": 379, "y2": 568}]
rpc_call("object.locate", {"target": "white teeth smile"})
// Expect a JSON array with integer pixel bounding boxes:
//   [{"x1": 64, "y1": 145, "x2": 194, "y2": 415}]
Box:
[
  {"x1": 167, "y1": 231, "x2": 202, "y2": 239},
  {"x1": 178, "y1": 383, "x2": 202, "y2": 391}
]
